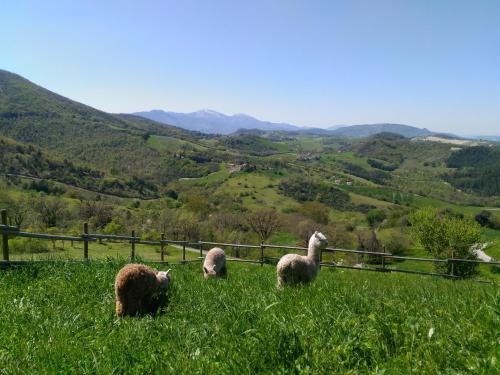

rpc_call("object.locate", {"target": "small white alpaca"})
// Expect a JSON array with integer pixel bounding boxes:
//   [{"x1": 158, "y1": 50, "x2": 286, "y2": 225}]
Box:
[
  {"x1": 276, "y1": 231, "x2": 328, "y2": 288},
  {"x1": 203, "y1": 247, "x2": 227, "y2": 279}
]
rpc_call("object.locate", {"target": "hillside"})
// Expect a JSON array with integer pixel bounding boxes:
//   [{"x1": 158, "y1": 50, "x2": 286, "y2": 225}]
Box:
[
  {"x1": 0, "y1": 134, "x2": 158, "y2": 198},
  {"x1": 444, "y1": 146, "x2": 500, "y2": 196},
  {"x1": 0, "y1": 70, "x2": 219, "y2": 186},
  {"x1": 330, "y1": 123, "x2": 433, "y2": 138},
  {"x1": 1, "y1": 70, "x2": 499, "y2": 213}
]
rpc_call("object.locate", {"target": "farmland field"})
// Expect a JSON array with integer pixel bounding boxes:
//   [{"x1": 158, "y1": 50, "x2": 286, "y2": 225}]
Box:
[{"x1": 0, "y1": 261, "x2": 498, "y2": 373}]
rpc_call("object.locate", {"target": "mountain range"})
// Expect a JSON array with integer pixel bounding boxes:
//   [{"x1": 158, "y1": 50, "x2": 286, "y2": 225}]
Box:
[
  {"x1": 133, "y1": 109, "x2": 301, "y2": 134},
  {"x1": 134, "y1": 109, "x2": 451, "y2": 139}
]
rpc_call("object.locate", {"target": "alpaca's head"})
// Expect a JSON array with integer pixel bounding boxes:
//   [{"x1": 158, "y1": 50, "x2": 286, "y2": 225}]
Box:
[
  {"x1": 203, "y1": 265, "x2": 217, "y2": 279},
  {"x1": 156, "y1": 269, "x2": 171, "y2": 289},
  {"x1": 309, "y1": 231, "x2": 328, "y2": 249}
]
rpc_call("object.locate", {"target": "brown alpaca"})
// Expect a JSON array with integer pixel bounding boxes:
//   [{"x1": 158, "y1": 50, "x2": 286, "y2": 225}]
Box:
[{"x1": 115, "y1": 264, "x2": 171, "y2": 317}]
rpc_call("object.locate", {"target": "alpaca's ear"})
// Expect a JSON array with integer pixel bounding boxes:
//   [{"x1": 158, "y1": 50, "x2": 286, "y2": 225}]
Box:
[
  {"x1": 314, "y1": 231, "x2": 319, "y2": 236},
  {"x1": 165, "y1": 269, "x2": 171, "y2": 276}
]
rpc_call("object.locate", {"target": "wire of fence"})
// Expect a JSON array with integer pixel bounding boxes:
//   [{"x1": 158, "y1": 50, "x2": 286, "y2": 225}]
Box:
[{"x1": 1, "y1": 209, "x2": 499, "y2": 284}]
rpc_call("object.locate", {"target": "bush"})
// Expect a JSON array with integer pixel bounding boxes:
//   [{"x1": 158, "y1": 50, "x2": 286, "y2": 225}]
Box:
[
  {"x1": 474, "y1": 210, "x2": 500, "y2": 229},
  {"x1": 384, "y1": 231, "x2": 411, "y2": 257},
  {"x1": 299, "y1": 202, "x2": 329, "y2": 225}
]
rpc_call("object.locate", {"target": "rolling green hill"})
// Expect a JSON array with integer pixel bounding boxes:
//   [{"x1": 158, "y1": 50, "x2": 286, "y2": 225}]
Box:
[
  {"x1": 0, "y1": 70, "x2": 217, "y2": 186},
  {"x1": 0, "y1": 134, "x2": 159, "y2": 198},
  {"x1": 1, "y1": 70, "x2": 499, "y2": 258}
]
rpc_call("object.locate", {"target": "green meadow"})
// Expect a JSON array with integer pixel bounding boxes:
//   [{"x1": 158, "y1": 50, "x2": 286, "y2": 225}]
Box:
[{"x1": 0, "y1": 261, "x2": 498, "y2": 374}]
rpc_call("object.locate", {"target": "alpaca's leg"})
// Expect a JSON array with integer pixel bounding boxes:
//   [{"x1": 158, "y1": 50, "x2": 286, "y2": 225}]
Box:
[
  {"x1": 123, "y1": 298, "x2": 141, "y2": 316},
  {"x1": 277, "y1": 274, "x2": 286, "y2": 289},
  {"x1": 219, "y1": 264, "x2": 227, "y2": 278}
]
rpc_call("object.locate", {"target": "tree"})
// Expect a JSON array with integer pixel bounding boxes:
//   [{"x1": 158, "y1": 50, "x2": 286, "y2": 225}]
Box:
[
  {"x1": 182, "y1": 193, "x2": 211, "y2": 218},
  {"x1": 410, "y1": 207, "x2": 482, "y2": 277},
  {"x1": 79, "y1": 200, "x2": 114, "y2": 230},
  {"x1": 0, "y1": 195, "x2": 29, "y2": 228},
  {"x1": 171, "y1": 212, "x2": 200, "y2": 241},
  {"x1": 246, "y1": 209, "x2": 281, "y2": 243},
  {"x1": 357, "y1": 230, "x2": 383, "y2": 264},
  {"x1": 383, "y1": 230, "x2": 411, "y2": 257},
  {"x1": 366, "y1": 209, "x2": 386, "y2": 229},
  {"x1": 474, "y1": 210, "x2": 498, "y2": 229},
  {"x1": 297, "y1": 219, "x2": 318, "y2": 247},
  {"x1": 34, "y1": 195, "x2": 67, "y2": 228}
]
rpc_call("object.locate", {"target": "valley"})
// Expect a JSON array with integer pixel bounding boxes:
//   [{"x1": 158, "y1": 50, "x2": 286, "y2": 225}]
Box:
[{"x1": 1, "y1": 69, "x2": 499, "y2": 280}]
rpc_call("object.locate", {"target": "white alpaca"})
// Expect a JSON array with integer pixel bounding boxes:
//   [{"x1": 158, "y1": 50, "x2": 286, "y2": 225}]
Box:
[
  {"x1": 203, "y1": 247, "x2": 227, "y2": 279},
  {"x1": 276, "y1": 231, "x2": 328, "y2": 288}
]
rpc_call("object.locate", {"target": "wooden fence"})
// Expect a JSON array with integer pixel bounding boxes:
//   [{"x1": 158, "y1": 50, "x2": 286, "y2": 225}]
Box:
[{"x1": 1, "y1": 209, "x2": 499, "y2": 284}]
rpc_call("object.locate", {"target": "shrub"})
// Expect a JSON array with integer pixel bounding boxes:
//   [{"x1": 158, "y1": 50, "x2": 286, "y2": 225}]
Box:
[
  {"x1": 474, "y1": 210, "x2": 500, "y2": 229},
  {"x1": 384, "y1": 231, "x2": 411, "y2": 257},
  {"x1": 299, "y1": 202, "x2": 330, "y2": 225}
]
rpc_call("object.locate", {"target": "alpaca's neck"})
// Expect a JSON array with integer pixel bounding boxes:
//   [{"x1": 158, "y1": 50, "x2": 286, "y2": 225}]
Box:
[{"x1": 307, "y1": 242, "x2": 321, "y2": 264}]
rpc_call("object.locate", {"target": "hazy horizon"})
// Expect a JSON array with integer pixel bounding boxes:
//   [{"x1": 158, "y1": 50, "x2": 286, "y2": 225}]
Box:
[{"x1": 2, "y1": 0, "x2": 500, "y2": 135}]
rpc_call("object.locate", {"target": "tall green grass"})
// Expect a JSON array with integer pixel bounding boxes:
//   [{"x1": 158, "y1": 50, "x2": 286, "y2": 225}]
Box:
[{"x1": 0, "y1": 261, "x2": 498, "y2": 373}]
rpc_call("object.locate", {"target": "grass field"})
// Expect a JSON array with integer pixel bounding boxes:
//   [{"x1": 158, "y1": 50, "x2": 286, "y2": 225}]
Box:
[
  {"x1": 8, "y1": 241, "x2": 200, "y2": 263},
  {"x1": 0, "y1": 261, "x2": 498, "y2": 373}
]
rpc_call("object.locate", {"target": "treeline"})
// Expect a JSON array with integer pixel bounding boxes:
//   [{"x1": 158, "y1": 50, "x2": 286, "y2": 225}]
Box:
[
  {"x1": 367, "y1": 158, "x2": 398, "y2": 171},
  {"x1": 338, "y1": 161, "x2": 391, "y2": 184},
  {"x1": 0, "y1": 137, "x2": 160, "y2": 198},
  {"x1": 444, "y1": 146, "x2": 500, "y2": 196},
  {"x1": 278, "y1": 177, "x2": 352, "y2": 210},
  {"x1": 221, "y1": 135, "x2": 281, "y2": 155}
]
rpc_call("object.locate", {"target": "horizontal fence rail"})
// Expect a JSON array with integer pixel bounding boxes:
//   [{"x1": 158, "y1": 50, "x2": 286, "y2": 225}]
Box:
[{"x1": 0, "y1": 209, "x2": 499, "y2": 284}]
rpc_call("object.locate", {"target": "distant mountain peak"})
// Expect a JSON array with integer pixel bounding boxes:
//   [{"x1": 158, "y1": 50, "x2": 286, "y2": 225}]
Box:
[
  {"x1": 133, "y1": 109, "x2": 301, "y2": 134},
  {"x1": 131, "y1": 111, "x2": 457, "y2": 138},
  {"x1": 194, "y1": 109, "x2": 225, "y2": 116},
  {"x1": 329, "y1": 123, "x2": 434, "y2": 138}
]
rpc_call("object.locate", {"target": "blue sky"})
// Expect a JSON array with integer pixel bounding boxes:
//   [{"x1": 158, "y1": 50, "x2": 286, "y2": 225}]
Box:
[{"x1": 1, "y1": 0, "x2": 499, "y2": 134}]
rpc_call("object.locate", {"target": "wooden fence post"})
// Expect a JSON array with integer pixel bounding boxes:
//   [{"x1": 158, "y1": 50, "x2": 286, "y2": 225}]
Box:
[
  {"x1": 1, "y1": 209, "x2": 9, "y2": 261},
  {"x1": 450, "y1": 250, "x2": 455, "y2": 278},
  {"x1": 183, "y1": 236, "x2": 186, "y2": 262},
  {"x1": 160, "y1": 233, "x2": 165, "y2": 262},
  {"x1": 83, "y1": 222, "x2": 89, "y2": 260},
  {"x1": 381, "y1": 245, "x2": 386, "y2": 271},
  {"x1": 131, "y1": 230, "x2": 136, "y2": 261},
  {"x1": 260, "y1": 242, "x2": 265, "y2": 266}
]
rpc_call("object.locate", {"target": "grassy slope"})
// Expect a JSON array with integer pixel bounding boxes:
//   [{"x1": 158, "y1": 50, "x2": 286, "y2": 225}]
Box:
[
  {"x1": 0, "y1": 261, "x2": 498, "y2": 373},
  {"x1": 0, "y1": 70, "x2": 212, "y2": 184},
  {"x1": 8, "y1": 242, "x2": 200, "y2": 262}
]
